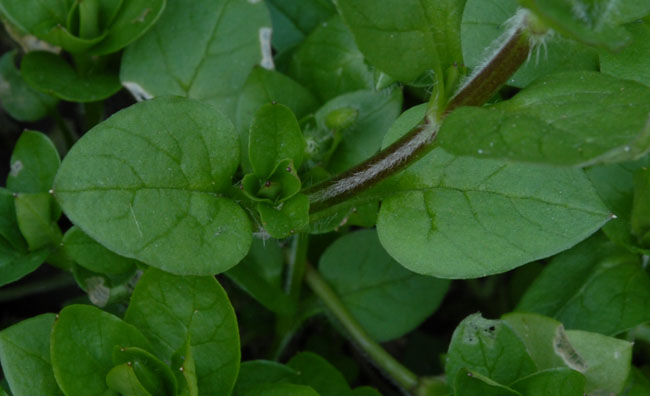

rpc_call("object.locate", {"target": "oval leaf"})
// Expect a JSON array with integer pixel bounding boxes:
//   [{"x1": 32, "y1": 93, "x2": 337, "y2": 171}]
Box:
[
  {"x1": 0, "y1": 314, "x2": 62, "y2": 396},
  {"x1": 50, "y1": 305, "x2": 152, "y2": 396},
  {"x1": 125, "y1": 268, "x2": 240, "y2": 395},
  {"x1": 319, "y1": 229, "x2": 449, "y2": 342},
  {"x1": 120, "y1": 0, "x2": 271, "y2": 119},
  {"x1": 438, "y1": 72, "x2": 650, "y2": 167},
  {"x1": 54, "y1": 96, "x2": 251, "y2": 275}
]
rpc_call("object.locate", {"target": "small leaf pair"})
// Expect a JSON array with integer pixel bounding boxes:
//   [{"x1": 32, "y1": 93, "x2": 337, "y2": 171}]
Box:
[
  {"x1": 0, "y1": 131, "x2": 61, "y2": 287},
  {"x1": 243, "y1": 103, "x2": 309, "y2": 238}
]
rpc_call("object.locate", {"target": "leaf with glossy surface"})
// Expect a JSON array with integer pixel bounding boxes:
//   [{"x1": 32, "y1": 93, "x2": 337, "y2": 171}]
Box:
[
  {"x1": 120, "y1": 0, "x2": 270, "y2": 119},
  {"x1": 288, "y1": 15, "x2": 372, "y2": 102},
  {"x1": 21, "y1": 52, "x2": 121, "y2": 102},
  {"x1": 439, "y1": 72, "x2": 650, "y2": 166},
  {"x1": 509, "y1": 368, "x2": 585, "y2": 396},
  {"x1": 319, "y1": 229, "x2": 449, "y2": 342},
  {"x1": 50, "y1": 304, "x2": 152, "y2": 396},
  {"x1": 54, "y1": 97, "x2": 251, "y2": 275},
  {"x1": 446, "y1": 313, "x2": 536, "y2": 389},
  {"x1": 125, "y1": 269, "x2": 240, "y2": 396},
  {"x1": 516, "y1": 234, "x2": 650, "y2": 335},
  {"x1": 461, "y1": 0, "x2": 598, "y2": 88},
  {"x1": 454, "y1": 369, "x2": 522, "y2": 396},
  {"x1": 0, "y1": 51, "x2": 57, "y2": 122},
  {"x1": 0, "y1": 314, "x2": 62, "y2": 396},
  {"x1": 336, "y1": 0, "x2": 465, "y2": 82},
  {"x1": 249, "y1": 103, "x2": 305, "y2": 177},
  {"x1": 232, "y1": 360, "x2": 299, "y2": 396},
  {"x1": 7, "y1": 130, "x2": 60, "y2": 193},
  {"x1": 287, "y1": 352, "x2": 350, "y2": 396}
]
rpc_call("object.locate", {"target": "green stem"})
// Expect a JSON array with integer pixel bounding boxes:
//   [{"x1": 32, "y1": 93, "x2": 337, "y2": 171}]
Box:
[
  {"x1": 284, "y1": 233, "x2": 309, "y2": 301},
  {"x1": 305, "y1": 263, "x2": 420, "y2": 393},
  {"x1": 304, "y1": 15, "x2": 532, "y2": 215}
]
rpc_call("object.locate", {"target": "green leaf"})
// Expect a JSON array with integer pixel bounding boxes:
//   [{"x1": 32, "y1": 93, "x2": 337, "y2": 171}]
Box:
[
  {"x1": 258, "y1": 194, "x2": 310, "y2": 238},
  {"x1": 378, "y1": 103, "x2": 611, "y2": 279},
  {"x1": 225, "y1": 239, "x2": 297, "y2": 315},
  {"x1": 336, "y1": 0, "x2": 465, "y2": 82},
  {"x1": 266, "y1": 0, "x2": 336, "y2": 53},
  {"x1": 232, "y1": 360, "x2": 299, "y2": 396},
  {"x1": 319, "y1": 229, "x2": 449, "y2": 342},
  {"x1": 0, "y1": 0, "x2": 68, "y2": 40},
  {"x1": 445, "y1": 313, "x2": 536, "y2": 389},
  {"x1": 50, "y1": 304, "x2": 152, "y2": 396},
  {"x1": 376, "y1": 149, "x2": 610, "y2": 278},
  {"x1": 0, "y1": 239, "x2": 50, "y2": 287},
  {"x1": 235, "y1": 67, "x2": 318, "y2": 171},
  {"x1": 0, "y1": 314, "x2": 63, "y2": 396},
  {"x1": 518, "y1": 0, "x2": 632, "y2": 50},
  {"x1": 566, "y1": 329, "x2": 632, "y2": 394},
  {"x1": 171, "y1": 339, "x2": 198, "y2": 396},
  {"x1": 288, "y1": 15, "x2": 372, "y2": 102},
  {"x1": 350, "y1": 387, "x2": 382, "y2": 396},
  {"x1": 438, "y1": 72, "x2": 650, "y2": 166},
  {"x1": 7, "y1": 130, "x2": 60, "y2": 194},
  {"x1": 600, "y1": 22, "x2": 650, "y2": 88},
  {"x1": 0, "y1": 188, "x2": 26, "y2": 251},
  {"x1": 315, "y1": 89, "x2": 402, "y2": 173},
  {"x1": 14, "y1": 193, "x2": 61, "y2": 251},
  {"x1": 243, "y1": 383, "x2": 321, "y2": 396},
  {"x1": 454, "y1": 369, "x2": 522, "y2": 396},
  {"x1": 110, "y1": 347, "x2": 177, "y2": 396},
  {"x1": 105, "y1": 363, "x2": 154, "y2": 396},
  {"x1": 21, "y1": 52, "x2": 121, "y2": 102},
  {"x1": 503, "y1": 313, "x2": 633, "y2": 394},
  {"x1": 86, "y1": 0, "x2": 166, "y2": 56},
  {"x1": 461, "y1": 0, "x2": 598, "y2": 89},
  {"x1": 62, "y1": 226, "x2": 138, "y2": 275},
  {"x1": 622, "y1": 367, "x2": 650, "y2": 396},
  {"x1": 54, "y1": 96, "x2": 251, "y2": 275},
  {"x1": 585, "y1": 156, "x2": 650, "y2": 254},
  {"x1": 631, "y1": 168, "x2": 650, "y2": 245},
  {"x1": 120, "y1": 0, "x2": 271, "y2": 119},
  {"x1": 0, "y1": 51, "x2": 57, "y2": 122},
  {"x1": 509, "y1": 368, "x2": 585, "y2": 396},
  {"x1": 249, "y1": 103, "x2": 305, "y2": 177},
  {"x1": 125, "y1": 268, "x2": 240, "y2": 395},
  {"x1": 501, "y1": 313, "x2": 584, "y2": 371},
  {"x1": 516, "y1": 234, "x2": 650, "y2": 335},
  {"x1": 287, "y1": 352, "x2": 350, "y2": 396}
]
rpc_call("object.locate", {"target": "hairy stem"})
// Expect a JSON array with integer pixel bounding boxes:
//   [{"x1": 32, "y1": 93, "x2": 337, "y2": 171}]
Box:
[
  {"x1": 305, "y1": 15, "x2": 533, "y2": 215},
  {"x1": 305, "y1": 263, "x2": 420, "y2": 392}
]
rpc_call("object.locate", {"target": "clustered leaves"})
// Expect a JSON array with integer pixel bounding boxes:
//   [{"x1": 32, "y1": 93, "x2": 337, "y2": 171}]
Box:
[{"x1": 1, "y1": 0, "x2": 650, "y2": 395}]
